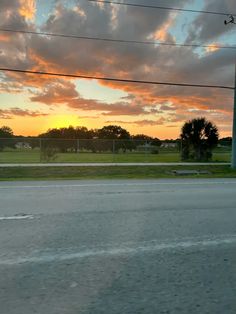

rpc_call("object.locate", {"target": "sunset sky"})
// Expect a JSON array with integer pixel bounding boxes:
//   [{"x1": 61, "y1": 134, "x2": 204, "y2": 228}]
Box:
[{"x1": 0, "y1": 0, "x2": 235, "y2": 139}]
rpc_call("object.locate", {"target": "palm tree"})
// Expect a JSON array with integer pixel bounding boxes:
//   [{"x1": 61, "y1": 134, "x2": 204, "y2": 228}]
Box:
[{"x1": 180, "y1": 118, "x2": 219, "y2": 161}]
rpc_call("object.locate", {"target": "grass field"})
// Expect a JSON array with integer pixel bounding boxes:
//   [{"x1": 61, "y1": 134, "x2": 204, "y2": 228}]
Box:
[
  {"x1": 0, "y1": 150, "x2": 232, "y2": 163},
  {"x1": 0, "y1": 165, "x2": 235, "y2": 181}
]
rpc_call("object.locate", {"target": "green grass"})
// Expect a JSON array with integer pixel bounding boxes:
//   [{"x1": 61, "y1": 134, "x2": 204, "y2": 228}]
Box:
[
  {"x1": 0, "y1": 151, "x2": 41, "y2": 163},
  {"x1": 0, "y1": 150, "x2": 232, "y2": 163},
  {"x1": 0, "y1": 165, "x2": 235, "y2": 181}
]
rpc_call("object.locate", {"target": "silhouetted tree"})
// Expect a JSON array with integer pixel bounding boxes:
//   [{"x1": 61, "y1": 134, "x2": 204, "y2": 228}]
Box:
[
  {"x1": 39, "y1": 126, "x2": 93, "y2": 139},
  {"x1": 97, "y1": 125, "x2": 130, "y2": 140},
  {"x1": 0, "y1": 126, "x2": 13, "y2": 137},
  {"x1": 0, "y1": 126, "x2": 15, "y2": 151},
  {"x1": 39, "y1": 126, "x2": 94, "y2": 153},
  {"x1": 75, "y1": 127, "x2": 94, "y2": 139},
  {"x1": 218, "y1": 137, "x2": 232, "y2": 147},
  {"x1": 40, "y1": 127, "x2": 71, "y2": 153},
  {"x1": 132, "y1": 134, "x2": 161, "y2": 153},
  {"x1": 37, "y1": 125, "x2": 163, "y2": 154},
  {"x1": 97, "y1": 125, "x2": 131, "y2": 152},
  {"x1": 180, "y1": 118, "x2": 219, "y2": 161}
]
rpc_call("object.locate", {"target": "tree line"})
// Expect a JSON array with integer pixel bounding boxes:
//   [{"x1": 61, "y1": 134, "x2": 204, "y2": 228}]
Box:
[
  {"x1": 39, "y1": 125, "x2": 162, "y2": 155},
  {"x1": 0, "y1": 124, "x2": 162, "y2": 142},
  {"x1": 0, "y1": 118, "x2": 233, "y2": 161},
  {"x1": 0, "y1": 125, "x2": 162, "y2": 157}
]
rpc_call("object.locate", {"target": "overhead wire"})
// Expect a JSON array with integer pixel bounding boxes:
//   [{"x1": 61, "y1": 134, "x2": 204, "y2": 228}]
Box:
[
  {"x1": 0, "y1": 3, "x2": 234, "y2": 91},
  {"x1": 0, "y1": 28, "x2": 236, "y2": 50},
  {"x1": 0, "y1": 68, "x2": 234, "y2": 90},
  {"x1": 88, "y1": 0, "x2": 236, "y2": 17}
]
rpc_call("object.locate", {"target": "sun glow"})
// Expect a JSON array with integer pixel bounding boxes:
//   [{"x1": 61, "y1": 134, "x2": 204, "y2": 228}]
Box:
[{"x1": 45, "y1": 115, "x2": 81, "y2": 130}]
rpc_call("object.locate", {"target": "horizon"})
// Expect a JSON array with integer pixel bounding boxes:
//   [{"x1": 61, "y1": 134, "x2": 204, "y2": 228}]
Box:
[
  {"x1": 0, "y1": 0, "x2": 235, "y2": 139},
  {"x1": 0, "y1": 123, "x2": 232, "y2": 141}
]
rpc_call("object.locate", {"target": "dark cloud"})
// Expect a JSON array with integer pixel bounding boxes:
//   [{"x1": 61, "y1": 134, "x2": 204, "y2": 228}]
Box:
[
  {"x1": 186, "y1": 0, "x2": 235, "y2": 42},
  {"x1": 30, "y1": 80, "x2": 79, "y2": 104}
]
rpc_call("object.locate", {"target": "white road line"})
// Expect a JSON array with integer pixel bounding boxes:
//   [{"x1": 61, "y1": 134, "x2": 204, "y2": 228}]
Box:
[
  {"x1": 0, "y1": 215, "x2": 34, "y2": 221},
  {"x1": 1, "y1": 235, "x2": 236, "y2": 265},
  {"x1": 0, "y1": 181, "x2": 235, "y2": 189}
]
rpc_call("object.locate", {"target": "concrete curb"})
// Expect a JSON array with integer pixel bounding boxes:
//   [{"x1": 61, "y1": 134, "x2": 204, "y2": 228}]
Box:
[{"x1": 0, "y1": 163, "x2": 231, "y2": 167}]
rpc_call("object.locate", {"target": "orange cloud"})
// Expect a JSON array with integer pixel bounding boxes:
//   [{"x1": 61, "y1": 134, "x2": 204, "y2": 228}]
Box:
[
  {"x1": 0, "y1": 0, "x2": 234, "y2": 138},
  {"x1": 205, "y1": 43, "x2": 220, "y2": 53},
  {"x1": 19, "y1": 0, "x2": 36, "y2": 20},
  {"x1": 105, "y1": 118, "x2": 166, "y2": 127},
  {"x1": 0, "y1": 108, "x2": 48, "y2": 119},
  {"x1": 0, "y1": 34, "x2": 10, "y2": 42},
  {"x1": 31, "y1": 80, "x2": 79, "y2": 104},
  {"x1": 152, "y1": 14, "x2": 177, "y2": 41}
]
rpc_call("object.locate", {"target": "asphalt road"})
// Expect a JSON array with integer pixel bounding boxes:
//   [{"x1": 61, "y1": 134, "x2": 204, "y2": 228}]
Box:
[{"x1": 0, "y1": 179, "x2": 236, "y2": 314}]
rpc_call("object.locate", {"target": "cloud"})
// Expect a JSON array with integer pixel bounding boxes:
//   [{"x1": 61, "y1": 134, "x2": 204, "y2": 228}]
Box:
[
  {"x1": 79, "y1": 115, "x2": 98, "y2": 119},
  {"x1": 186, "y1": 0, "x2": 235, "y2": 42},
  {"x1": 0, "y1": 0, "x2": 235, "y2": 134},
  {"x1": 30, "y1": 80, "x2": 163, "y2": 116},
  {"x1": 0, "y1": 80, "x2": 23, "y2": 93},
  {"x1": 0, "y1": 0, "x2": 33, "y2": 31},
  {"x1": 168, "y1": 108, "x2": 232, "y2": 130},
  {"x1": 70, "y1": 96, "x2": 163, "y2": 116},
  {"x1": 0, "y1": 108, "x2": 48, "y2": 119},
  {"x1": 19, "y1": 0, "x2": 36, "y2": 20},
  {"x1": 30, "y1": 80, "x2": 79, "y2": 104},
  {"x1": 69, "y1": 97, "x2": 162, "y2": 116},
  {"x1": 0, "y1": 111, "x2": 12, "y2": 120},
  {"x1": 159, "y1": 104, "x2": 177, "y2": 111},
  {"x1": 205, "y1": 43, "x2": 221, "y2": 54},
  {"x1": 105, "y1": 118, "x2": 166, "y2": 127}
]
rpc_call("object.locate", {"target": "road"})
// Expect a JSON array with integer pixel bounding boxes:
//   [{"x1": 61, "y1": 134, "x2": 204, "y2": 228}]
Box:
[{"x1": 0, "y1": 179, "x2": 236, "y2": 314}]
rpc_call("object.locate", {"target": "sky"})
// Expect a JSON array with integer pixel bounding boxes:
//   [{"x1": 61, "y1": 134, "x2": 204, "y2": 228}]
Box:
[{"x1": 0, "y1": 0, "x2": 236, "y2": 139}]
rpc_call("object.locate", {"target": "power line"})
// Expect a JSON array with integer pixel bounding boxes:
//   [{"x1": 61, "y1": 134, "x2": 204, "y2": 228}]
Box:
[
  {"x1": 0, "y1": 67, "x2": 234, "y2": 90},
  {"x1": 88, "y1": 0, "x2": 236, "y2": 17},
  {"x1": 1, "y1": 28, "x2": 236, "y2": 50}
]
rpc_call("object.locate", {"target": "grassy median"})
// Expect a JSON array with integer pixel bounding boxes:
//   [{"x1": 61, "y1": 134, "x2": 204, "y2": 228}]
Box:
[{"x1": 0, "y1": 165, "x2": 235, "y2": 181}]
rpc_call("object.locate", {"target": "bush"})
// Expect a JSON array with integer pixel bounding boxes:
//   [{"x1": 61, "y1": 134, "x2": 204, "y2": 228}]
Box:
[{"x1": 40, "y1": 145, "x2": 58, "y2": 162}]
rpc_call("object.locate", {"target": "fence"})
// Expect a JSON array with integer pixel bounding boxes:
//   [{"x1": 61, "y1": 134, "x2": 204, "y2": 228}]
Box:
[{"x1": 0, "y1": 137, "x2": 231, "y2": 163}]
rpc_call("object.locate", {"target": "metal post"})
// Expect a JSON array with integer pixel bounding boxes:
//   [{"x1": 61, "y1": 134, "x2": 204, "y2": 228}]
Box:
[
  {"x1": 39, "y1": 138, "x2": 42, "y2": 162},
  {"x1": 232, "y1": 61, "x2": 236, "y2": 169},
  {"x1": 145, "y1": 140, "x2": 148, "y2": 162},
  {"x1": 224, "y1": 15, "x2": 236, "y2": 168},
  {"x1": 112, "y1": 140, "x2": 115, "y2": 163}
]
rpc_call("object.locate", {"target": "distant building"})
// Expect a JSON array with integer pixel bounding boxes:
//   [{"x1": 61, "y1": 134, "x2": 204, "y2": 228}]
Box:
[
  {"x1": 15, "y1": 142, "x2": 32, "y2": 149},
  {"x1": 136, "y1": 143, "x2": 158, "y2": 153},
  {"x1": 161, "y1": 142, "x2": 177, "y2": 149}
]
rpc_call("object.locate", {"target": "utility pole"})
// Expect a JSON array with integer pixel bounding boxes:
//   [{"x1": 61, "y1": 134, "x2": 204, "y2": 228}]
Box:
[
  {"x1": 224, "y1": 15, "x2": 236, "y2": 168},
  {"x1": 232, "y1": 63, "x2": 236, "y2": 168}
]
